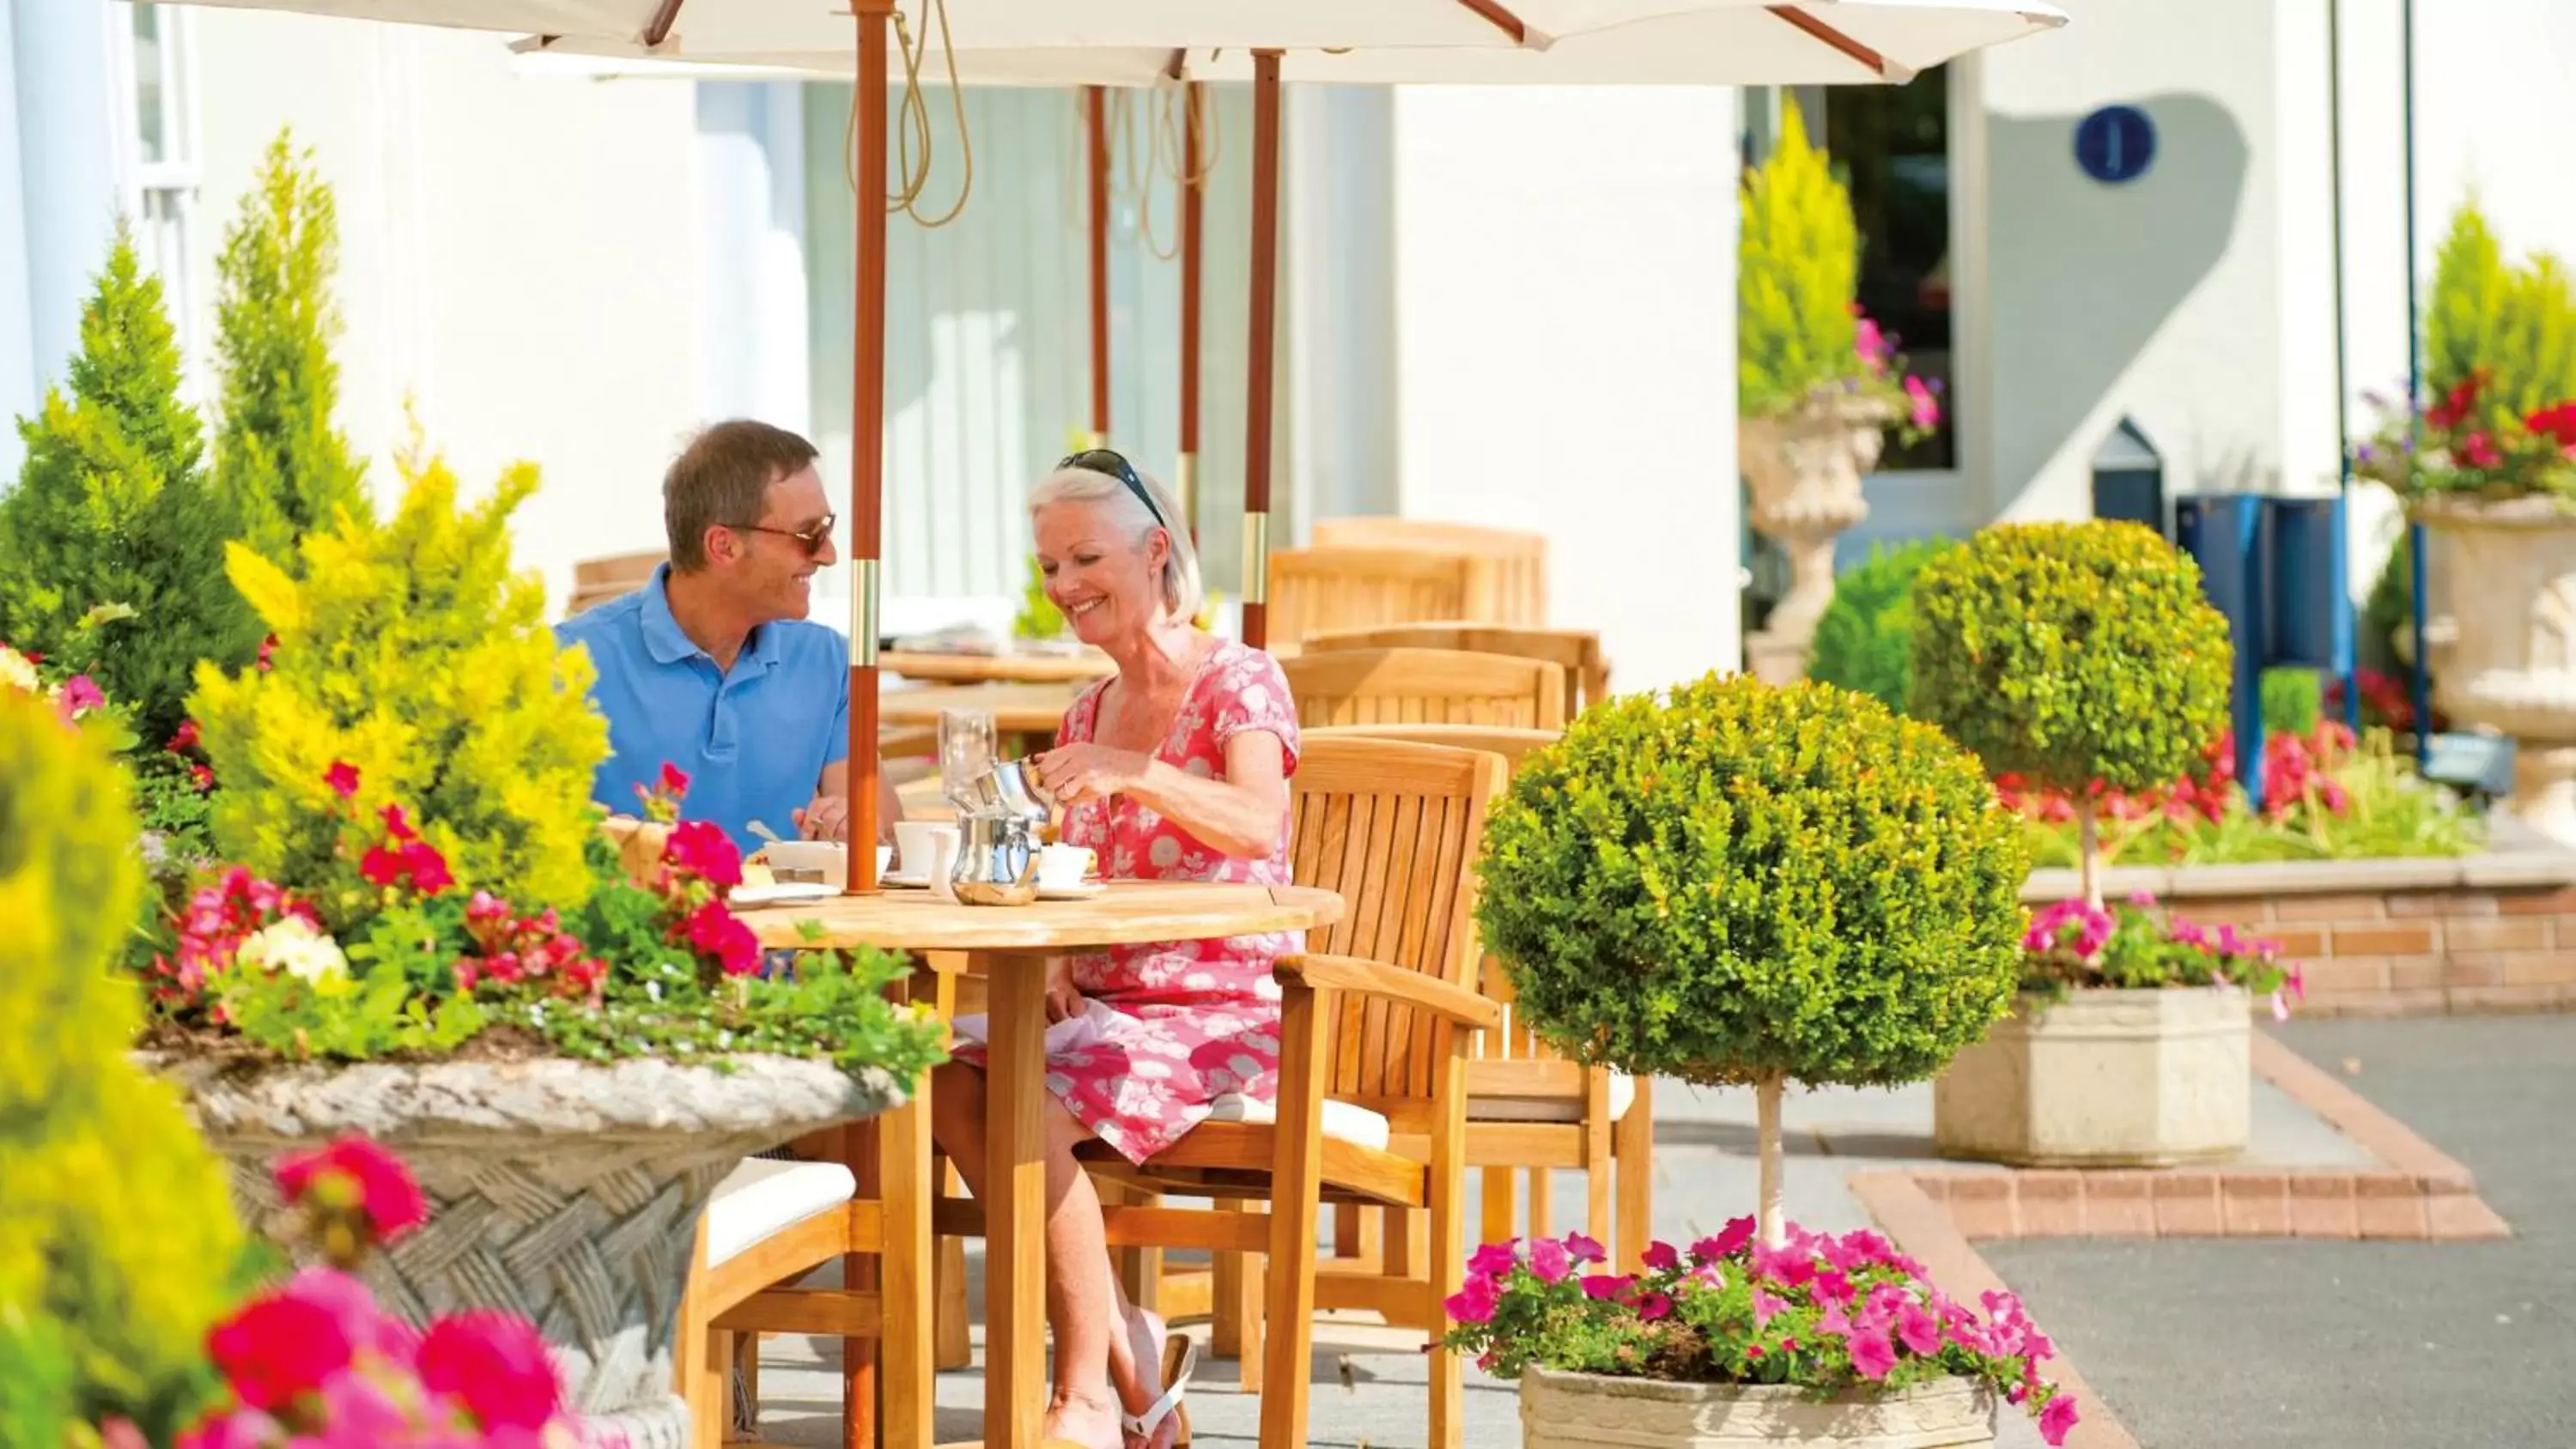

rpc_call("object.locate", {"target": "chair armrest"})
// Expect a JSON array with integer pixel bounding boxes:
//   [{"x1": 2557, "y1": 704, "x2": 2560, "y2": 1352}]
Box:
[{"x1": 1273, "y1": 953, "x2": 1503, "y2": 1031}]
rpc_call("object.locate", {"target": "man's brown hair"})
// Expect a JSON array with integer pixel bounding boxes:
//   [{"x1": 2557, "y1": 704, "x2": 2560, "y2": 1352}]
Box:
[{"x1": 664, "y1": 420, "x2": 822, "y2": 571}]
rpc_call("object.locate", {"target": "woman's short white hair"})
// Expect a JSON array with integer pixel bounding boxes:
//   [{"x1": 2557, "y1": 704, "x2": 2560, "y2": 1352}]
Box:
[{"x1": 1029, "y1": 461, "x2": 1205, "y2": 622}]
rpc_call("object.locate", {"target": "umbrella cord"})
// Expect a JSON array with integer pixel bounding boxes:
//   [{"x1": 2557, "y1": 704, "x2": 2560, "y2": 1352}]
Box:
[
  {"x1": 844, "y1": 0, "x2": 975, "y2": 228},
  {"x1": 1134, "y1": 82, "x2": 1220, "y2": 264}
]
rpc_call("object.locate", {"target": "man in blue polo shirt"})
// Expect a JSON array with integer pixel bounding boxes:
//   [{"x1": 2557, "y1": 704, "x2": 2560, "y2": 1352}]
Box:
[{"x1": 557, "y1": 419, "x2": 899, "y2": 855}]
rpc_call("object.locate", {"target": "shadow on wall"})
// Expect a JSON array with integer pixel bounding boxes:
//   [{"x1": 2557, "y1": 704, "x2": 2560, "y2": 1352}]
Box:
[{"x1": 1985, "y1": 92, "x2": 2250, "y2": 519}]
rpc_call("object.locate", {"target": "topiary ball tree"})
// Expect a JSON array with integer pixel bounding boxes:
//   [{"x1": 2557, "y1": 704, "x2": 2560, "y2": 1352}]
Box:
[
  {"x1": 1476, "y1": 674, "x2": 2030, "y2": 1246},
  {"x1": 1909, "y1": 521, "x2": 2234, "y2": 907},
  {"x1": 1805, "y1": 537, "x2": 1959, "y2": 715}
]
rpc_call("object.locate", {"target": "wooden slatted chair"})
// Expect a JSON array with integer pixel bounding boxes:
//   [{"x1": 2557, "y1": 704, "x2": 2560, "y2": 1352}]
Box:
[
  {"x1": 1307, "y1": 518, "x2": 1548, "y2": 627},
  {"x1": 1281, "y1": 647, "x2": 1566, "y2": 731},
  {"x1": 1264, "y1": 547, "x2": 1473, "y2": 657},
  {"x1": 567, "y1": 549, "x2": 665, "y2": 617},
  {"x1": 1302, "y1": 623, "x2": 1610, "y2": 724},
  {"x1": 932, "y1": 737, "x2": 1505, "y2": 1449}
]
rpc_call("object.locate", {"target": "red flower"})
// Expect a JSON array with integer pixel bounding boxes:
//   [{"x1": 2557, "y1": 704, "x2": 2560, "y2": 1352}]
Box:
[
  {"x1": 169, "y1": 718, "x2": 202, "y2": 754},
  {"x1": 2527, "y1": 401, "x2": 2576, "y2": 450},
  {"x1": 417, "y1": 1311, "x2": 565, "y2": 1430},
  {"x1": 191, "y1": 762, "x2": 214, "y2": 792},
  {"x1": 380, "y1": 803, "x2": 417, "y2": 842},
  {"x1": 2463, "y1": 431, "x2": 2504, "y2": 469},
  {"x1": 665, "y1": 820, "x2": 744, "y2": 889},
  {"x1": 658, "y1": 761, "x2": 693, "y2": 798},
  {"x1": 682, "y1": 900, "x2": 762, "y2": 977},
  {"x1": 325, "y1": 761, "x2": 361, "y2": 799},
  {"x1": 399, "y1": 840, "x2": 454, "y2": 894},
  {"x1": 2427, "y1": 372, "x2": 2484, "y2": 430},
  {"x1": 206, "y1": 1293, "x2": 355, "y2": 1410},
  {"x1": 276, "y1": 1137, "x2": 428, "y2": 1245},
  {"x1": 360, "y1": 844, "x2": 407, "y2": 888}
]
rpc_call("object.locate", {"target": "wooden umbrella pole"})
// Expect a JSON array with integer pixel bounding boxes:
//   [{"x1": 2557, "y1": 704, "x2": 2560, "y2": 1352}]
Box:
[
  {"x1": 1241, "y1": 52, "x2": 1282, "y2": 649},
  {"x1": 1086, "y1": 84, "x2": 1112, "y2": 447},
  {"x1": 847, "y1": 0, "x2": 892, "y2": 895},
  {"x1": 1178, "y1": 80, "x2": 1205, "y2": 546}
]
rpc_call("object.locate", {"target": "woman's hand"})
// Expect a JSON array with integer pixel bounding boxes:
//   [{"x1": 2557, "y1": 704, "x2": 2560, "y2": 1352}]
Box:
[
  {"x1": 1032, "y1": 743, "x2": 1151, "y2": 807},
  {"x1": 1044, "y1": 959, "x2": 1084, "y2": 1023}
]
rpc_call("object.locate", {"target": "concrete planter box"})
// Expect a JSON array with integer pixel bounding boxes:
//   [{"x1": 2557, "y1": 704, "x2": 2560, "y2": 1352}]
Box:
[
  {"x1": 1520, "y1": 1367, "x2": 1996, "y2": 1448},
  {"x1": 159, "y1": 1052, "x2": 902, "y2": 1449},
  {"x1": 1932, "y1": 986, "x2": 2251, "y2": 1167}
]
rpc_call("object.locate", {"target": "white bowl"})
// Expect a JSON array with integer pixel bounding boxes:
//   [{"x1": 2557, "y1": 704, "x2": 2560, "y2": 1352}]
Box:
[{"x1": 752, "y1": 840, "x2": 893, "y2": 888}]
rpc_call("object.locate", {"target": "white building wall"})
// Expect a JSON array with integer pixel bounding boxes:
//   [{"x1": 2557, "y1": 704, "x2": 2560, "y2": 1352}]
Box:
[
  {"x1": 1390, "y1": 86, "x2": 1743, "y2": 691},
  {"x1": 185, "y1": 12, "x2": 702, "y2": 611}
]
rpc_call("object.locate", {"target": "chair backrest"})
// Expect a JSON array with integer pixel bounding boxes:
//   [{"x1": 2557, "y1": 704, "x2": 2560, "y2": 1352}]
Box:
[
  {"x1": 1290, "y1": 736, "x2": 1509, "y2": 1105},
  {"x1": 1309, "y1": 518, "x2": 1546, "y2": 626},
  {"x1": 566, "y1": 550, "x2": 667, "y2": 616},
  {"x1": 1282, "y1": 648, "x2": 1566, "y2": 731},
  {"x1": 1302, "y1": 623, "x2": 1608, "y2": 722},
  {"x1": 1302, "y1": 724, "x2": 1583, "y2": 1092},
  {"x1": 1266, "y1": 548, "x2": 1473, "y2": 656}
]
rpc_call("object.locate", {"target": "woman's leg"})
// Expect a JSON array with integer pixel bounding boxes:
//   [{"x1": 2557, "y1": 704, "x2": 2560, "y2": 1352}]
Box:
[{"x1": 927, "y1": 1060, "x2": 1126, "y2": 1449}]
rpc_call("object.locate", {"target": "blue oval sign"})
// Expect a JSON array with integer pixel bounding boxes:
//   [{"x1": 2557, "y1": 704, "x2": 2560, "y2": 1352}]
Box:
[{"x1": 2074, "y1": 105, "x2": 2156, "y2": 185}]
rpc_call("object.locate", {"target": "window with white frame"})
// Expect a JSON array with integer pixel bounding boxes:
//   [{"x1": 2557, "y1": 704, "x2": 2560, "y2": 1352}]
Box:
[{"x1": 110, "y1": 1, "x2": 206, "y2": 393}]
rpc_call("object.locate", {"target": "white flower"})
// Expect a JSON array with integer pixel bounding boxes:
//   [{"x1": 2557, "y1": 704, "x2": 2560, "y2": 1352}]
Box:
[
  {"x1": 237, "y1": 917, "x2": 351, "y2": 991},
  {"x1": 0, "y1": 646, "x2": 37, "y2": 694}
]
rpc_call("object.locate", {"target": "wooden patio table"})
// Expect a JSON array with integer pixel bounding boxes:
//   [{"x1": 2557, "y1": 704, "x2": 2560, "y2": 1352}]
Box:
[
  {"x1": 737, "y1": 880, "x2": 1346, "y2": 1449},
  {"x1": 878, "y1": 682, "x2": 1084, "y2": 756},
  {"x1": 880, "y1": 648, "x2": 1115, "y2": 686}
]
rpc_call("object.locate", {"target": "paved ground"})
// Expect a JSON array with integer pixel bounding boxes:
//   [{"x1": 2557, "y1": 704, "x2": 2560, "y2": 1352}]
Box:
[
  {"x1": 744, "y1": 1066, "x2": 2373, "y2": 1448},
  {"x1": 1985, "y1": 1015, "x2": 2576, "y2": 1448}
]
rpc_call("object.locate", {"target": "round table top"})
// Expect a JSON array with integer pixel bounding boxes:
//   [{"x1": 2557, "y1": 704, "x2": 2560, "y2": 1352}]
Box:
[
  {"x1": 737, "y1": 879, "x2": 1344, "y2": 952},
  {"x1": 878, "y1": 682, "x2": 1083, "y2": 736},
  {"x1": 881, "y1": 649, "x2": 1115, "y2": 685}
]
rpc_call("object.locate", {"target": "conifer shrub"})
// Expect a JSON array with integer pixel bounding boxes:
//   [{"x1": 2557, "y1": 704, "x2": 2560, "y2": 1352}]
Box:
[
  {"x1": 0, "y1": 686, "x2": 246, "y2": 1448},
  {"x1": 214, "y1": 130, "x2": 368, "y2": 569},
  {"x1": 0, "y1": 230, "x2": 262, "y2": 744}
]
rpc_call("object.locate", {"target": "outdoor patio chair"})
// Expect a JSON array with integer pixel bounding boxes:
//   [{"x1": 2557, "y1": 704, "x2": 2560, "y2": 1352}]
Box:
[
  {"x1": 1301, "y1": 623, "x2": 1610, "y2": 724},
  {"x1": 1307, "y1": 518, "x2": 1548, "y2": 627},
  {"x1": 1279, "y1": 646, "x2": 1567, "y2": 731},
  {"x1": 1264, "y1": 547, "x2": 1473, "y2": 657}
]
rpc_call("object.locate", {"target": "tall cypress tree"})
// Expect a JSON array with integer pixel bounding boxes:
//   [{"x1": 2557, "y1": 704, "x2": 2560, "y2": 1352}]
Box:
[
  {"x1": 0, "y1": 227, "x2": 261, "y2": 746},
  {"x1": 214, "y1": 129, "x2": 368, "y2": 565}
]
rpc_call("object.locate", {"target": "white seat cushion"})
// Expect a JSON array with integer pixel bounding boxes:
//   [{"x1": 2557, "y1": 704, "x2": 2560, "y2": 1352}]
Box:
[
  {"x1": 1202, "y1": 1093, "x2": 1394, "y2": 1153},
  {"x1": 1467, "y1": 1070, "x2": 1639, "y2": 1125},
  {"x1": 702, "y1": 1157, "x2": 858, "y2": 1269}
]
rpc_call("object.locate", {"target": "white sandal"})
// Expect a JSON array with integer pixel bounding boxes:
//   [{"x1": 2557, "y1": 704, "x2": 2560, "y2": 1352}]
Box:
[{"x1": 1121, "y1": 1333, "x2": 1196, "y2": 1449}]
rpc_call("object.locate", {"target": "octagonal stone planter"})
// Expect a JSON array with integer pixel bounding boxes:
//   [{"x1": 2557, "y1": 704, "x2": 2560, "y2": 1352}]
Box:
[
  {"x1": 156, "y1": 1052, "x2": 903, "y2": 1449},
  {"x1": 1520, "y1": 1367, "x2": 1996, "y2": 1448},
  {"x1": 1932, "y1": 986, "x2": 2250, "y2": 1167}
]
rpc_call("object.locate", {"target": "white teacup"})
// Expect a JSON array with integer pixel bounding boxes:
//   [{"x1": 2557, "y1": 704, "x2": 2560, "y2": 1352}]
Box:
[
  {"x1": 1038, "y1": 843, "x2": 1097, "y2": 891},
  {"x1": 756, "y1": 840, "x2": 847, "y2": 888},
  {"x1": 895, "y1": 821, "x2": 957, "y2": 877}
]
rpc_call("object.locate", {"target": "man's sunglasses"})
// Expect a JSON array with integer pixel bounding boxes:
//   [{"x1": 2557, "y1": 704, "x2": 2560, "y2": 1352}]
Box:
[
  {"x1": 732, "y1": 512, "x2": 837, "y2": 556},
  {"x1": 1060, "y1": 448, "x2": 1164, "y2": 529}
]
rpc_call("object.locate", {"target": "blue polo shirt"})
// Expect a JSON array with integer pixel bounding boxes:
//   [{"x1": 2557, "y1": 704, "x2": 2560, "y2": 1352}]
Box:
[{"x1": 556, "y1": 565, "x2": 850, "y2": 855}]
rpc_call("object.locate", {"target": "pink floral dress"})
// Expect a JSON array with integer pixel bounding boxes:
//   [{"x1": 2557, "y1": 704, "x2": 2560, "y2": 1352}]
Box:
[{"x1": 951, "y1": 640, "x2": 1302, "y2": 1163}]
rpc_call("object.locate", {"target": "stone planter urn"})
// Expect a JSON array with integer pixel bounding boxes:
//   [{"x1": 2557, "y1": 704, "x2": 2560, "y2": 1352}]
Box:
[
  {"x1": 2415, "y1": 494, "x2": 2576, "y2": 843},
  {"x1": 160, "y1": 1052, "x2": 904, "y2": 1449},
  {"x1": 1520, "y1": 1367, "x2": 1996, "y2": 1449},
  {"x1": 1741, "y1": 394, "x2": 1894, "y2": 683},
  {"x1": 1931, "y1": 986, "x2": 2250, "y2": 1167}
]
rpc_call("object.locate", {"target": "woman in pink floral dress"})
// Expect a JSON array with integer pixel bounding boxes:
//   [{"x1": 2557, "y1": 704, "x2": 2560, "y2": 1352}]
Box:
[{"x1": 931, "y1": 449, "x2": 1298, "y2": 1449}]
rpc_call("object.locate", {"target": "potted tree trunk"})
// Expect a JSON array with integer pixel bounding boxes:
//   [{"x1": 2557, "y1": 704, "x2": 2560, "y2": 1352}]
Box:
[
  {"x1": 1462, "y1": 675, "x2": 2079, "y2": 1447},
  {"x1": 127, "y1": 452, "x2": 944, "y2": 1448},
  {"x1": 1738, "y1": 100, "x2": 1942, "y2": 683},
  {"x1": 1909, "y1": 521, "x2": 2257, "y2": 1167}
]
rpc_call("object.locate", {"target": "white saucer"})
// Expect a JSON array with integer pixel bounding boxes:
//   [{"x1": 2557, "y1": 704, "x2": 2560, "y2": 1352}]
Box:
[
  {"x1": 880, "y1": 870, "x2": 933, "y2": 890},
  {"x1": 730, "y1": 882, "x2": 836, "y2": 907},
  {"x1": 1036, "y1": 881, "x2": 1107, "y2": 901}
]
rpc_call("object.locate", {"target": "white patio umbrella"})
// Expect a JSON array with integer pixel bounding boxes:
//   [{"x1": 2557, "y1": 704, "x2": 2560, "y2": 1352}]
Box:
[{"x1": 146, "y1": 0, "x2": 2066, "y2": 900}]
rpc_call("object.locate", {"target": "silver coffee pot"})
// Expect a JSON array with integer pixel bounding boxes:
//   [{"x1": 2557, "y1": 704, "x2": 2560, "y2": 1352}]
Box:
[{"x1": 948, "y1": 761, "x2": 1056, "y2": 906}]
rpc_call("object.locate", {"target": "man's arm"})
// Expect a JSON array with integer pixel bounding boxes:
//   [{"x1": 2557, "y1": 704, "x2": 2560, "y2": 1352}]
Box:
[{"x1": 799, "y1": 759, "x2": 902, "y2": 844}]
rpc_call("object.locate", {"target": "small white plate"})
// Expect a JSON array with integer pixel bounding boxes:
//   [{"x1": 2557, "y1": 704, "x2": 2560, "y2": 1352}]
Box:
[
  {"x1": 879, "y1": 870, "x2": 933, "y2": 890},
  {"x1": 1036, "y1": 881, "x2": 1108, "y2": 901},
  {"x1": 730, "y1": 882, "x2": 836, "y2": 907}
]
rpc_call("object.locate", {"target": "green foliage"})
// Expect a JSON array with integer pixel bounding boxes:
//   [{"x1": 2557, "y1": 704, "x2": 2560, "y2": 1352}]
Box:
[
  {"x1": 1012, "y1": 555, "x2": 1065, "y2": 640},
  {"x1": 2022, "y1": 897, "x2": 2298, "y2": 1003},
  {"x1": 1910, "y1": 522, "x2": 2234, "y2": 795},
  {"x1": 0, "y1": 690, "x2": 245, "y2": 1447},
  {"x1": 1475, "y1": 675, "x2": 2029, "y2": 1090},
  {"x1": 2427, "y1": 197, "x2": 2576, "y2": 417},
  {"x1": 1804, "y1": 538, "x2": 1959, "y2": 714},
  {"x1": 0, "y1": 229, "x2": 262, "y2": 744},
  {"x1": 2260, "y1": 667, "x2": 2321, "y2": 737},
  {"x1": 214, "y1": 130, "x2": 368, "y2": 569},
  {"x1": 1738, "y1": 100, "x2": 1860, "y2": 418},
  {"x1": 191, "y1": 437, "x2": 611, "y2": 910}
]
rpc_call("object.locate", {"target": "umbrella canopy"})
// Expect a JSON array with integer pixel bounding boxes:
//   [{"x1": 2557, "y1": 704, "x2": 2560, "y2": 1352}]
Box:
[{"x1": 498, "y1": 0, "x2": 2063, "y2": 85}]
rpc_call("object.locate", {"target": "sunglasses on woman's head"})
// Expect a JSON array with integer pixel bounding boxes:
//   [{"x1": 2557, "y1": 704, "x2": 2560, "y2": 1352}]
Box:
[
  {"x1": 1060, "y1": 448, "x2": 1164, "y2": 529},
  {"x1": 732, "y1": 512, "x2": 838, "y2": 557}
]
